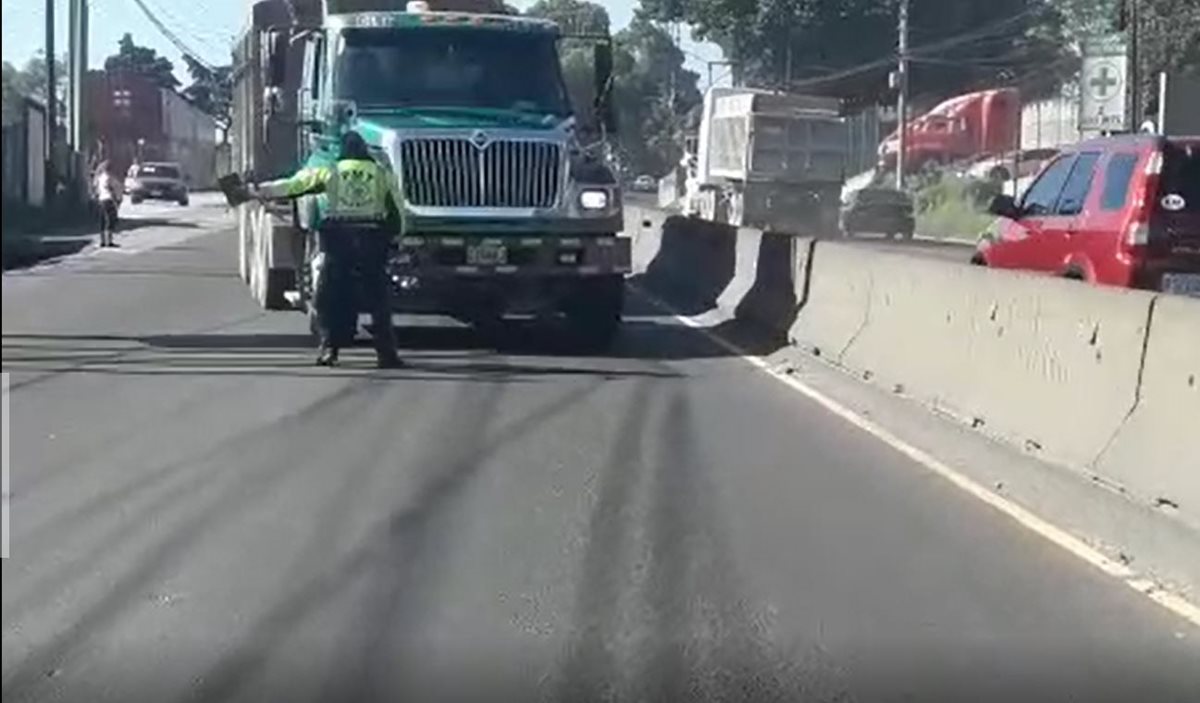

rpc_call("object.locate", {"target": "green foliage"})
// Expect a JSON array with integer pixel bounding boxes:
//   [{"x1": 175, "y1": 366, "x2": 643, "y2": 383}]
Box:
[
  {"x1": 1, "y1": 54, "x2": 67, "y2": 126},
  {"x1": 641, "y1": 0, "x2": 1074, "y2": 104},
  {"x1": 913, "y1": 174, "x2": 998, "y2": 242},
  {"x1": 1053, "y1": 0, "x2": 1200, "y2": 112},
  {"x1": 104, "y1": 33, "x2": 179, "y2": 91},
  {"x1": 1128, "y1": 0, "x2": 1200, "y2": 113},
  {"x1": 524, "y1": 0, "x2": 701, "y2": 177},
  {"x1": 181, "y1": 56, "x2": 233, "y2": 139}
]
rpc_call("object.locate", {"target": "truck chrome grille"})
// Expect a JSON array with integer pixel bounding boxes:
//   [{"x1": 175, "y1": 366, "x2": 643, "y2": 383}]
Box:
[{"x1": 399, "y1": 138, "x2": 562, "y2": 209}]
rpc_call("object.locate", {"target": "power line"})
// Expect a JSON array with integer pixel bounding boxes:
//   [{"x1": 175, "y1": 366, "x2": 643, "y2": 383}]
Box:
[
  {"x1": 784, "y1": 5, "x2": 1046, "y2": 91},
  {"x1": 123, "y1": 0, "x2": 216, "y2": 71}
]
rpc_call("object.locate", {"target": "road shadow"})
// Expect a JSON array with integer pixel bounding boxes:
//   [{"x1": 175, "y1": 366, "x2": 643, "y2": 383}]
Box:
[
  {"x1": 2, "y1": 235, "x2": 92, "y2": 270},
  {"x1": 2, "y1": 218, "x2": 202, "y2": 271}
]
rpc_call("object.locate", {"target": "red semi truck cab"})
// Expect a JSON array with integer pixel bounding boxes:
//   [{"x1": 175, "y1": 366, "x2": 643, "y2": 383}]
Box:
[{"x1": 878, "y1": 88, "x2": 1019, "y2": 172}]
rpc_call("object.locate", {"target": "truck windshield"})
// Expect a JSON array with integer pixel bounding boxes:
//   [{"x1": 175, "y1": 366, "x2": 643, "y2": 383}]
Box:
[{"x1": 334, "y1": 27, "x2": 571, "y2": 116}]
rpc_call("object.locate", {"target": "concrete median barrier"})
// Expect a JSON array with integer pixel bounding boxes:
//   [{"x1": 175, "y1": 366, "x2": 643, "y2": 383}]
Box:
[
  {"x1": 1095, "y1": 295, "x2": 1200, "y2": 529},
  {"x1": 788, "y1": 242, "x2": 874, "y2": 363},
  {"x1": 626, "y1": 208, "x2": 735, "y2": 312},
  {"x1": 625, "y1": 204, "x2": 667, "y2": 275},
  {"x1": 713, "y1": 227, "x2": 761, "y2": 321},
  {"x1": 793, "y1": 242, "x2": 1159, "y2": 475},
  {"x1": 624, "y1": 205, "x2": 1196, "y2": 529},
  {"x1": 625, "y1": 206, "x2": 808, "y2": 336},
  {"x1": 716, "y1": 229, "x2": 806, "y2": 335}
]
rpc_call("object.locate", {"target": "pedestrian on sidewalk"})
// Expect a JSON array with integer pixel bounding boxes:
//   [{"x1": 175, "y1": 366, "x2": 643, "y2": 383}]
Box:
[{"x1": 93, "y1": 161, "x2": 122, "y2": 248}]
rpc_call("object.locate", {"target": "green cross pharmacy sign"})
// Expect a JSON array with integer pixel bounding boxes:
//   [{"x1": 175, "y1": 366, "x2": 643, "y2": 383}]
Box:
[{"x1": 1080, "y1": 35, "x2": 1129, "y2": 132}]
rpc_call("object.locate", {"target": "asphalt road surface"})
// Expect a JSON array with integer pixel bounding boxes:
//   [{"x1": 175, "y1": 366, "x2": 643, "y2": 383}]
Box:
[{"x1": 3, "y1": 202, "x2": 1197, "y2": 702}]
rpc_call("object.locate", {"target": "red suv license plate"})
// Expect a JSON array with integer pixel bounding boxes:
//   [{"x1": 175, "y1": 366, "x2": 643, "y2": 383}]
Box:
[{"x1": 1161, "y1": 273, "x2": 1200, "y2": 298}]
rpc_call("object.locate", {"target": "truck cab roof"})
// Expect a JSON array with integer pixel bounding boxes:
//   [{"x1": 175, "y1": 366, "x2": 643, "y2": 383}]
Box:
[{"x1": 328, "y1": 11, "x2": 558, "y2": 34}]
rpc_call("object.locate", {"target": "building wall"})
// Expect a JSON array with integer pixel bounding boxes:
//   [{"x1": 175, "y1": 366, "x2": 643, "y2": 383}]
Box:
[
  {"x1": 161, "y1": 89, "x2": 217, "y2": 188},
  {"x1": 84, "y1": 70, "x2": 217, "y2": 187}
]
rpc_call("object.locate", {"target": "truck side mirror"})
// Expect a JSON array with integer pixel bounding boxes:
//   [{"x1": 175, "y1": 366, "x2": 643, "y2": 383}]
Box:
[
  {"x1": 266, "y1": 30, "x2": 288, "y2": 88},
  {"x1": 327, "y1": 99, "x2": 358, "y2": 133},
  {"x1": 593, "y1": 43, "x2": 616, "y2": 134},
  {"x1": 593, "y1": 43, "x2": 613, "y2": 99}
]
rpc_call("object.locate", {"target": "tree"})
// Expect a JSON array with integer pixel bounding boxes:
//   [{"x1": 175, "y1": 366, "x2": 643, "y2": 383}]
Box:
[
  {"x1": 526, "y1": 0, "x2": 611, "y2": 34},
  {"x1": 104, "y1": 33, "x2": 179, "y2": 90},
  {"x1": 524, "y1": 0, "x2": 702, "y2": 176},
  {"x1": 181, "y1": 55, "x2": 232, "y2": 143},
  {"x1": 611, "y1": 14, "x2": 702, "y2": 175},
  {"x1": 1117, "y1": 0, "x2": 1200, "y2": 116},
  {"x1": 640, "y1": 0, "x2": 1075, "y2": 105},
  {"x1": 2, "y1": 53, "x2": 67, "y2": 126},
  {"x1": 524, "y1": 1, "x2": 614, "y2": 133}
]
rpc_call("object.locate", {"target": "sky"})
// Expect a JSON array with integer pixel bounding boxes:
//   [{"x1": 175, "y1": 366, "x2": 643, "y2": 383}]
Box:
[{"x1": 2, "y1": 0, "x2": 727, "y2": 86}]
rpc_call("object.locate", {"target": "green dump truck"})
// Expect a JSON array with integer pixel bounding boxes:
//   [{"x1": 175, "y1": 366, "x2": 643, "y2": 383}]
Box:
[{"x1": 231, "y1": 0, "x2": 629, "y2": 345}]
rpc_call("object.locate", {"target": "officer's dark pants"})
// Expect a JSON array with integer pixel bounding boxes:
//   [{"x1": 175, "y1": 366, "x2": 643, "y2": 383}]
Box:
[{"x1": 316, "y1": 225, "x2": 397, "y2": 358}]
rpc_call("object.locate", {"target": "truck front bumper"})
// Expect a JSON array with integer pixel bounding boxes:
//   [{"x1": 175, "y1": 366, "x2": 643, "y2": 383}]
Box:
[
  {"x1": 392, "y1": 233, "x2": 631, "y2": 278},
  {"x1": 402, "y1": 211, "x2": 624, "y2": 236},
  {"x1": 380, "y1": 234, "x2": 630, "y2": 317}
]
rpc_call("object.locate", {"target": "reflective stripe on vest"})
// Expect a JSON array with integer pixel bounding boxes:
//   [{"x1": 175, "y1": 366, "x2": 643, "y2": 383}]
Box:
[{"x1": 327, "y1": 159, "x2": 389, "y2": 222}]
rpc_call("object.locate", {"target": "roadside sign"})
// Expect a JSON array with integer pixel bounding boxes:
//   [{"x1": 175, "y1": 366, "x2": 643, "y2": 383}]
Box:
[{"x1": 1080, "y1": 35, "x2": 1129, "y2": 132}]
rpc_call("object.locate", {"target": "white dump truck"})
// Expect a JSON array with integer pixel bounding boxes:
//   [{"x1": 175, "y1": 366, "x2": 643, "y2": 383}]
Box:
[{"x1": 684, "y1": 87, "x2": 849, "y2": 235}]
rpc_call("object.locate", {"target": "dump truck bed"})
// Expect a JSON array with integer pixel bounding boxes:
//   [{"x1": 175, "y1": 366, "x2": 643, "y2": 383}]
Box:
[{"x1": 707, "y1": 91, "x2": 848, "y2": 184}]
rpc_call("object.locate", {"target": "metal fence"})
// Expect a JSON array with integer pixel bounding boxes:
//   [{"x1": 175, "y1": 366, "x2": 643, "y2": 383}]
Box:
[
  {"x1": 1020, "y1": 91, "x2": 1083, "y2": 151},
  {"x1": 844, "y1": 108, "x2": 885, "y2": 177}
]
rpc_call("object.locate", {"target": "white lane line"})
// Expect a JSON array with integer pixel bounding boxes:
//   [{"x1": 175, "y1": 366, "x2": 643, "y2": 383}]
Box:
[{"x1": 636, "y1": 287, "x2": 1200, "y2": 630}]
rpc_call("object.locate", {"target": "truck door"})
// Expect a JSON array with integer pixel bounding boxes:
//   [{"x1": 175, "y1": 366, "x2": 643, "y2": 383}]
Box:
[{"x1": 299, "y1": 34, "x2": 326, "y2": 160}]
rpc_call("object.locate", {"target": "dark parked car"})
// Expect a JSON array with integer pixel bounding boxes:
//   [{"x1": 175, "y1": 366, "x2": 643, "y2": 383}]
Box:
[
  {"x1": 630, "y1": 175, "x2": 657, "y2": 193},
  {"x1": 125, "y1": 162, "x2": 190, "y2": 206},
  {"x1": 840, "y1": 187, "x2": 915, "y2": 239}
]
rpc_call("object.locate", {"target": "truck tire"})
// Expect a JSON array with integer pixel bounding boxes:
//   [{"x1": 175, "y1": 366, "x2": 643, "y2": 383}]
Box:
[
  {"x1": 728, "y1": 191, "x2": 745, "y2": 227},
  {"x1": 566, "y1": 276, "x2": 624, "y2": 350},
  {"x1": 237, "y1": 207, "x2": 251, "y2": 283},
  {"x1": 248, "y1": 212, "x2": 291, "y2": 310}
]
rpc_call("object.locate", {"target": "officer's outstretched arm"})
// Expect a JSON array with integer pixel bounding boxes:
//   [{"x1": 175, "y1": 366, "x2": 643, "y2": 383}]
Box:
[{"x1": 255, "y1": 167, "x2": 332, "y2": 200}]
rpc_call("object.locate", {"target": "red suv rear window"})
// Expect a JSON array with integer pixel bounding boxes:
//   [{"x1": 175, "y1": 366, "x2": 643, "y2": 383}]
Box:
[{"x1": 1160, "y1": 142, "x2": 1200, "y2": 213}]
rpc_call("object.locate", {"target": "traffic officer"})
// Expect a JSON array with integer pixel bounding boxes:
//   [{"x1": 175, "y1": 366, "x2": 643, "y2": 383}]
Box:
[{"x1": 252, "y1": 130, "x2": 402, "y2": 368}]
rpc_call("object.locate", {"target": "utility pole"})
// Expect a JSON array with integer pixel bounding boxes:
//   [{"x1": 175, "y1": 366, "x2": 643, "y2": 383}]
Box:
[
  {"x1": 68, "y1": 0, "x2": 88, "y2": 155},
  {"x1": 785, "y1": 34, "x2": 793, "y2": 91},
  {"x1": 1128, "y1": 0, "x2": 1141, "y2": 128},
  {"x1": 46, "y1": 0, "x2": 58, "y2": 205},
  {"x1": 895, "y1": 0, "x2": 910, "y2": 189}
]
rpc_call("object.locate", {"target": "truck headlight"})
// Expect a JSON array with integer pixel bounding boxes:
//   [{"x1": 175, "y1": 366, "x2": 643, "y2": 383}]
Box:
[{"x1": 579, "y1": 189, "x2": 609, "y2": 211}]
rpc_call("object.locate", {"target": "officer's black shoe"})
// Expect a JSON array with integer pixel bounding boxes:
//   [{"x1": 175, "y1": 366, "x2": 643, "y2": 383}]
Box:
[
  {"x1": 315, "y1": 347, "x2": 339, "y2": 367},
  {"x1": 375, "y1": 351, "x2": 402, "y2": 369}
]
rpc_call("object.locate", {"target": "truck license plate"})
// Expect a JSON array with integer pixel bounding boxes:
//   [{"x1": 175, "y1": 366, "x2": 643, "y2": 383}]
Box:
[
  {"x1": 1162, "y1": 273, "x2": 1200, "y2": 298},
  {"x1": 466, "y1": 243, "x2": 507, "y2": 266}
]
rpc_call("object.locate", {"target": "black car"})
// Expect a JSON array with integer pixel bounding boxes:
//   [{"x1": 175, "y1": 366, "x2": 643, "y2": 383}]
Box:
[{"x1": 839, "y1": 187, "x2": 915, "y2": 239}]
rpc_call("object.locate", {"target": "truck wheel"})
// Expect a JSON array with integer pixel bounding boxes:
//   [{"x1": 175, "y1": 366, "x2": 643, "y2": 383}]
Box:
[
  {"x1": 566, "y1": 276, "x2": 624, "y2": 350},
  {"x1": 728, "y1": 191, "x2": 745, "y2": 227},
  {"x1": 249, "y1": 219, "x2": 291, "y2": 310}
]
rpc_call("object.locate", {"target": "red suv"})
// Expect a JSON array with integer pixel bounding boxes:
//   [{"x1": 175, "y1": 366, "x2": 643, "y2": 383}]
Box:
[{"x1": 975, "y1": 134, "x2": 1200, "y2": 296}]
